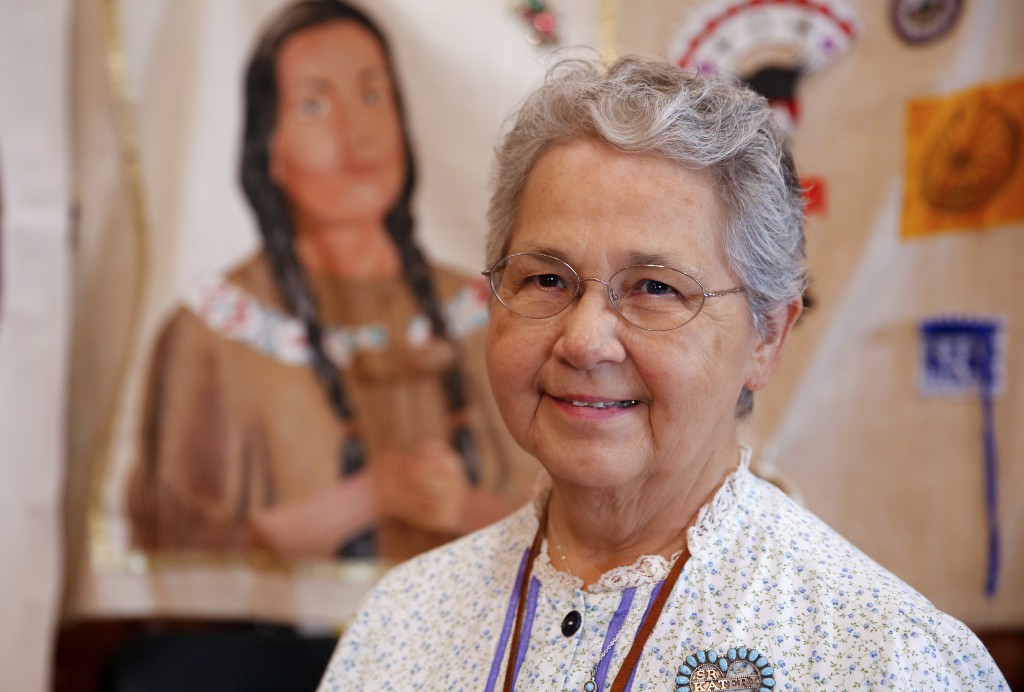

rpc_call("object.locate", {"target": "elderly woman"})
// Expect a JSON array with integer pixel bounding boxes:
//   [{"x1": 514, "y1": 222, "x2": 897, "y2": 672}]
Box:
[{"x1": 318, "y1": 57, "x2": 1007, "y2": 690}]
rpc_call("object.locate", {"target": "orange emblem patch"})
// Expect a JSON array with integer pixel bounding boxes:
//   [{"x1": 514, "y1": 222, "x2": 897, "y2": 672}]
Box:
[{"x1": 901, "y1": 76, "x2": 1024, "y2": 239}]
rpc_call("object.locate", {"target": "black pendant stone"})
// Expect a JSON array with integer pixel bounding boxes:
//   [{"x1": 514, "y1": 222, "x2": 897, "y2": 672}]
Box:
[{"x1": 561, "y1": 610, "x2": 582, "y2": 637}]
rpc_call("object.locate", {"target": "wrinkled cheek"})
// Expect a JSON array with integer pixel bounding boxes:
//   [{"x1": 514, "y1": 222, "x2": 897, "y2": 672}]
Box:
[
  {"x1": 484, "y1": 324, "x2": 518, "y2": 396},
  {"x1": 485, "y1": 322, "x2": 537, "y2": 431}
]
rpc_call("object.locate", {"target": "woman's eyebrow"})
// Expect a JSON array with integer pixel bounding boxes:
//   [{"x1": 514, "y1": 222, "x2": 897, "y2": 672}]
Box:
[
  {"x1": 357, "y1": 66, "x2": 391, "y2": 83},
  {"x1": 506, "y1": 246, "x2": 703, "y2": 276},
  {"x1": 624, "y1": 250, "x2": 676, "y2": 266},
  {"x1": 509, "y1": 244, "x2": 565, "y2": 258},
  {"x1": 283, "y1": 76, "x2": 331, "y2": 94},
  {"x1": 623, "y1": 251, "x2": 703, "y2": 277}
]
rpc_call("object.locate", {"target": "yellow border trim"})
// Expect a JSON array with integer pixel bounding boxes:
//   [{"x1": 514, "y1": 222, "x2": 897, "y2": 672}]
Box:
[{"x1": 87, "y1": 0, "x2": 151, "y2": 570}]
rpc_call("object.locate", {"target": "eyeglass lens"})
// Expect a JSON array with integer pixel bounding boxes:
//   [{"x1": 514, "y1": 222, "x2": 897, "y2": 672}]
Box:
[{"x1": 488, "y1": 253, "x2": 707, "y2": 331}]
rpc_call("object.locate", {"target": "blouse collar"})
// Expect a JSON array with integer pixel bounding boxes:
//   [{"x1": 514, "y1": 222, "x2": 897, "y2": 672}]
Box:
[{"x1": 529, "y1": 447, "x2": 753, "y2": 594}]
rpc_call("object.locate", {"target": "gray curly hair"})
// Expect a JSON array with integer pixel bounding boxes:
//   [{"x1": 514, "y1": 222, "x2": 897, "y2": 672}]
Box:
[{"x1": 485, "y1": 55, "x2": 807, "y2": 416}]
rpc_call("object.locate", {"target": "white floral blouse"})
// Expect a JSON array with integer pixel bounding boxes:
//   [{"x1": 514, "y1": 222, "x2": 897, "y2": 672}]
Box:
[{"x1": 319, "y1": 459, "x2": 1007, "y2": 691}]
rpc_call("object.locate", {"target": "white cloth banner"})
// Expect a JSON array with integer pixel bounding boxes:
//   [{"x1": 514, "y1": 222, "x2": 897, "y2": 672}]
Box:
[{"x1": 0, "y1": 1, "x2": 73, "y2": 690}]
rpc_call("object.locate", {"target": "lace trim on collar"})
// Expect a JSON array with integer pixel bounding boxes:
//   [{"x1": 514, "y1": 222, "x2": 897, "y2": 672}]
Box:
[
  {"x1": 530, "y1": 447, "x2": 751, "y2": 594},
  {"x1": 687, "y1": 445, "x2": 751, "y2": 550},
  {"x1": 531, "y1": 535, "x2": 686, "y2": 595}
]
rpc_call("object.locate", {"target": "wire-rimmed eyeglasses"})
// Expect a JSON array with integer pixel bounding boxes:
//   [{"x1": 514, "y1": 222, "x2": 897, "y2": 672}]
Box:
[{"x1": 482, "y1": 252, "x2": 746, "y2": 332}]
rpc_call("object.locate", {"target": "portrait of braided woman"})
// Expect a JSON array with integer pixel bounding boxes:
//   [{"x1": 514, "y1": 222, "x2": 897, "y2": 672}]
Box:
[
  {"x1": 126, "y1": 0, "x2": 536, "y2": 565},
  {"x1": 318, "y1": 56, "x2": 1009, "y2": 690}
]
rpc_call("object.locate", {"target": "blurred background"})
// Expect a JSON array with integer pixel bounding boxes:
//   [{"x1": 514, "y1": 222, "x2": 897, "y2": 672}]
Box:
[{"x1": 1, "y1": 0, "x2": 1021, "y2": 689}]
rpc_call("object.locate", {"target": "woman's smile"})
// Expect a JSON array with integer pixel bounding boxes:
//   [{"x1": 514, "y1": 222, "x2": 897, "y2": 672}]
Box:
[
  {"x1": 561, "y1": 398, "x2": 640, "y2": 410},
  {"x1": 543, "y1": 392, "x2": 644, "y2": 422}
]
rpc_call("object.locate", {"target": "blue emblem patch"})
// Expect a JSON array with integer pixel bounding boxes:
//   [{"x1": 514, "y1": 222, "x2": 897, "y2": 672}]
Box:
[
  {"x1": 675, "y1": 647, "x2": 775, "y2": 692},
  {"x1": 918, "y1": 316, "x2": 1007, "y2": 596},
  {"x1": 918, "y1": 317, "x2": 1004, "y2": 396}
]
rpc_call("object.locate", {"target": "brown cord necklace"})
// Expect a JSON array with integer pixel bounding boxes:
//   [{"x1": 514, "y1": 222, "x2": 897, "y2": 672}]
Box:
[{"x1": 501, "y1": 508, "x2": 689, "y2": 692}]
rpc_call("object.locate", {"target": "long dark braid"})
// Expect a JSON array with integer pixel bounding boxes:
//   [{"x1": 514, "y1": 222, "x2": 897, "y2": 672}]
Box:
[
  {"x1": 385, "y1": 170, "x2": 480, "y2": 482},
  {"x1": 240, "y1": 0, "x2": 479, "y2": 555}
]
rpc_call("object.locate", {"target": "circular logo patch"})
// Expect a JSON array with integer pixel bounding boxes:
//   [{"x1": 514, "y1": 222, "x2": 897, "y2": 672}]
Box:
[
  {"x1": 922, "y1": 98, "x2": 1020, "y2": 212},
  {"x1": 891, "y1": 0, "x2": 963, "y2": 45},
  {"x1": 675, "y1": 647, "x2": 775, "y2": 692}
]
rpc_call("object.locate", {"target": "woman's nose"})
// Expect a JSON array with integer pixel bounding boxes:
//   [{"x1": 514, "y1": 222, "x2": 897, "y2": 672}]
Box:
[
  {"x1": 335, "y1": 104, "x2": 374, "y2": 150},
  {"x1": 551, "y1": 281, "x2": 627, "y2": 370}
]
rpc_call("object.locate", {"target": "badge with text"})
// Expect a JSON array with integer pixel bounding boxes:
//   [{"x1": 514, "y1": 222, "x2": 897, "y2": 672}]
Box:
[
  {"x1": 918, "y1": 317, "x2": 1005, "y2": 397},
  {"x1": 675, "y1": 647, "x2": 775, "y2": 692},
  {"x1": 918, "y1": 316, "x2": 1006, "y2": 597}
]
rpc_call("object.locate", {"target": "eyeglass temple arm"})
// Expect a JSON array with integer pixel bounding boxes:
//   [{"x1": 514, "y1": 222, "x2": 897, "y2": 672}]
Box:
[{"x1": 704, "y1": 286, "x2": 746, "y2": 298}]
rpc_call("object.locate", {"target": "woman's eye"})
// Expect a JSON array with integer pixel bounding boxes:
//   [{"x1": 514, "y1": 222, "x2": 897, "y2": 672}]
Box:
[
  {"x1": 637, "y1": 279, "x2": 677, "y2": 296},
  {"x1": 529, "y1": 273, "x2": 566, "y2": 289},
  {"x1": 299, "y1": 96, "x2": 328, "y2": 117}
]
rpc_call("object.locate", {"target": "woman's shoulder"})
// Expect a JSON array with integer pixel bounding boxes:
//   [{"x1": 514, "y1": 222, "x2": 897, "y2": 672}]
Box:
[
  {"x1": 346, "y1": 505, "x2": 535, "y2": 629},
  {"x1": 373, "y1": 503, "x2": 536, "y2": 596},
  {"x1": 224, "y1": 250, "x2": 282, "y2": 306},
  {"x1": 732, "y1": 470, "x2": 933, "y2": 603},
  {"x1": 717, "y1": 471, "x2": 1007, "y2": 688},
  {"x1": 154, "y1": 251, "x2": 280, "y2": 339},
  {"x1": 147, "y1": 299, "x2": 223, "y2": 364},
  {"x1": 323, "y1": 506, "x2": 538, "y2": 688}
]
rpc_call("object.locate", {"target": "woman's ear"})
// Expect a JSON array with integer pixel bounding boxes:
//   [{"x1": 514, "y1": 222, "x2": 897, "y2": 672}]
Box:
[{"x1": 744, "y1": 298, "x2": 803, "y2": 392}]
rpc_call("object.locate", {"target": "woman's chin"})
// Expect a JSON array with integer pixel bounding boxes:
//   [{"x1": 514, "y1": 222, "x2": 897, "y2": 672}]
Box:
[{"x1": 542, "y1": 454, "x2": 646, "y2": 493}]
